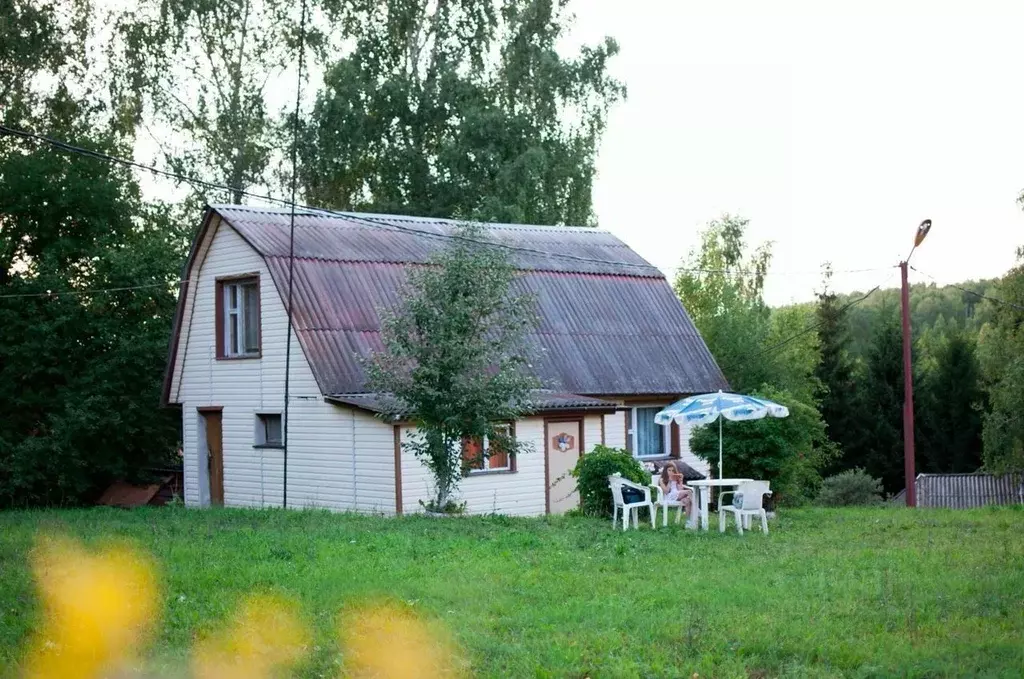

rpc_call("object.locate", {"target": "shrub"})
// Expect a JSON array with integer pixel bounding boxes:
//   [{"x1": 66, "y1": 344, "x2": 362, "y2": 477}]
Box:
[
  {"x1": 817, "y1": 468, "x2": 884, "y2": 506},
  {"x1": 571, "y1": 446, "x2": 649, "y2": 517}
]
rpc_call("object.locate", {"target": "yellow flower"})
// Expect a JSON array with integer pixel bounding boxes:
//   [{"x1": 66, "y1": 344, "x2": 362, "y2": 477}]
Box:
[
  {"x1": 192, "y1": 593, "x2": 308, "y2": 679},
  {"x1": 22, "y1": 535, "x2": 158, "y2": 679},
  {"x1": 341, "y1": 602, "x2": 464, "y2": 679}
]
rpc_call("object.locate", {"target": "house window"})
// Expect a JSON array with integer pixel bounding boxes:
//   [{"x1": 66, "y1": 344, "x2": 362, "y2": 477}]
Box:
[
  {"x1": 218, "y1": 277, "x2": 260, "y2": 358},
  {"x1": 255, "y1": 413, "x2": 283, "y2": 448},
  {"x1": 631, "y1": 407, "x2": 669, "y2": 458},
  {"x1": 462, "y1": 423, "x2": 514, "y2": 473}
]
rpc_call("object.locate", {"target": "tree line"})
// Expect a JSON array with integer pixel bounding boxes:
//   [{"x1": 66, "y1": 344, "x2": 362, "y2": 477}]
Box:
[
  {"x1": 0, "y1": 0, "x2": 623, "y2": 506},
  {"x1": 676, "y1": 215, "x2": 1024, "y2": 501}
]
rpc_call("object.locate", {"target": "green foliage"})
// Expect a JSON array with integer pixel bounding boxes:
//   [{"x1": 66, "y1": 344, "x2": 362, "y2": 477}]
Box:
[
  {"x1": 816, "y1": 468, "x2": 884, "y2": 506},
  {"x1": 916, "y1": 330, "x2": 985, "y2": 473},
  {"x1": 814, "y1": 266, "x2": 860, "y2": 474},
  {"x1": 298, "y1": 0, "x2": 624, "y2": 225},
  {"x1": 690, "y1": 387, "x2": 837, "y2": 505},
  {"x1": 978, "y1": 248, "x2": 1024, "y2": 473},
  {"x1": 845, "y1": 309, "x2": 906, "y2": 494},
  {"x1": 0, "y1": 94, "x2": 184, "y2": 506},
  {"x1": 0, "y1": 0, "x2": 87, "y2": 116},
  {"x1": 570, "y1": 445, "x2": 647, "y2": 517},
  {"x1": 674, "y1": 214, "x2": 821, "y2": 402},
  {"x1": 113, "y1": 0, "x2": 307, "y2": 203},
  {"x1": 366, "y1": 223, "x2": 538, "y2": 507}
]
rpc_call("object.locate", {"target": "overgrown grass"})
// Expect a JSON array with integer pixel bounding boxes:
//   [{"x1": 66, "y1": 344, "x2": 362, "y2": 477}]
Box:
[{"x1": 1, "y1": 506, "x2": 1022, "y2": 678}]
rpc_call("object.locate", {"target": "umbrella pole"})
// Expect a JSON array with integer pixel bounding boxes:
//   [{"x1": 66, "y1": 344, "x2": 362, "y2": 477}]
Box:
[{"x1": 718, "y1": 415, "x2": 723, "y2": 480}]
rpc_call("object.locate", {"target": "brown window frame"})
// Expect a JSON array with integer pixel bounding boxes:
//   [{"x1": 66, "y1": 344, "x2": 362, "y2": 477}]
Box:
[
  {"x1": 215, "y1": 274, "x2": 262, "y2": 360},
  {"x1": 462, "y1": 421, "x2": 517, "y2": 474}
]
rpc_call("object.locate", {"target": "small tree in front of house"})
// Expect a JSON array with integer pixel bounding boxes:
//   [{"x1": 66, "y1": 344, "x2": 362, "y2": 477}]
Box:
[{"x1": 366, "y1": 224, "x2": 539, "y2": 512}]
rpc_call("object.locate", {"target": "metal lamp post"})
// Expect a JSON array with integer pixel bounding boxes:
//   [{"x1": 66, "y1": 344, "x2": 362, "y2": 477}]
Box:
[{"x1": 900, "y1": 219, "x2": 931, "y2": 508}]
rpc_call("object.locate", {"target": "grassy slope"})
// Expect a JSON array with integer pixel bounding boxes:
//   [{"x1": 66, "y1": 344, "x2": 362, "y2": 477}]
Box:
[{"x1": 1, "y1": 507, "x2": 1022, "y2": 678}]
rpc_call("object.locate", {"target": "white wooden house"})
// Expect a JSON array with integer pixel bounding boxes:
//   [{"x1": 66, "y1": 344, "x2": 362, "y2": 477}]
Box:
[{"x1": 162, "y1": 206, "x2": 728, "y2": 515}]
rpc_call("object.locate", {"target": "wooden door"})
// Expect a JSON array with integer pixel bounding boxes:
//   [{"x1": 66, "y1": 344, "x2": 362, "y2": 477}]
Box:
[
  {"x1": 546, "y1": 419, "x2": 582, "y2": 514},
  {"x1": 202, "y1": 410, "x2": 224, "y2": 506}
]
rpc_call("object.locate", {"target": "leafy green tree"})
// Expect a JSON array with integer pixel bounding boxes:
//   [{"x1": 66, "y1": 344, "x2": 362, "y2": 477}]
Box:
[
  {"x1": 0, "y1": 0, "x2": 86, "y2": 114},
  {"x1": 674, "y1": 214, "x2": 820, "y2": 401},
  {"x1": 690, "y1": 386, "x2": 837, "y2": 505},
  {"x1": 0, "y1": 93, "x2": 184, "y2": 506},
  {"x1": 298, "y1": 0, "x2": 623, "y2": 224},
  {"x1": 978, "y1": 248, "x2": 1024, "y2": 473},
  {"x1": 114, "y1": 0, "x2": 307, "y2": 202},
  {"x1": 365, "y1": 224, "x2": 538, "y2": 510},
  {"x1": 917, "y1": 331, "x2": 985, "y2": 473}
]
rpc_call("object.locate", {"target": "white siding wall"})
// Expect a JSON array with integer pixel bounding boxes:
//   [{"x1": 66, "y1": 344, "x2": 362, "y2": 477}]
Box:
[
  {"x1": 583, "y1": 414, "x2": 603, "y2": 451},
  {"x1": 400, "y1": 417, "x2": 546, "y2": 516},
  {"x1": 678, "y1": 422, "x2": 710, "y2": 477},
  {"x1": 171, "y1": 219, "x2": 395, "y2": 511},
  {"x1": 603, "y1": 412, "x2": 627, "y2": 449}
]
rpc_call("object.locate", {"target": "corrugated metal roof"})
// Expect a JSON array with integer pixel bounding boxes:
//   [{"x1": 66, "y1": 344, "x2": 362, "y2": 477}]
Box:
[
  {"x1": 212, "y1": 205, "x2": 729, "y2": 397},
  {"x1": 907, "y1": 473, "x2": 1023, "y2": 509}
]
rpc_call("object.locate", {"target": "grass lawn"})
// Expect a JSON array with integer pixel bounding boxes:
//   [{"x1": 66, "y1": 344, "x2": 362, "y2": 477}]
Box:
[{"x1": 1, "y1": 506, "x2": 1022, "y2": 678}]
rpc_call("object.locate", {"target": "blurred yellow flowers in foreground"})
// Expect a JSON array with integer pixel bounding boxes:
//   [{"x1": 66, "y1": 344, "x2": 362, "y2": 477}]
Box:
[
  {"x1": 193, "y1": 594, "x2": 309, "y2": 679},
  {"x1": 22, "y1": 535, "x2": 158, "y2": 679},
  {"x1": 342, "y1": 603, "x2": 465, "y2": 679},
  {"x1": 19, "y1": 535, "x2": 467, "y2": 678}
]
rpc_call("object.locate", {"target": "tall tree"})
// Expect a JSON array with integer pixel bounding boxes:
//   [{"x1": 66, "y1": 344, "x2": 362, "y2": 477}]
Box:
[
  {"x1": 978, "y1": 247, "x2": 1024, "y2": 473},
  {"x1": 0, "y1": 0, "x2": 86, "y2": 115},
  {"x1": 114, "y1": 0, "x2": 308, "y2": 203},
  {"x1": 848, "y1": 309, "x2": 906, "y2": 493},
  {"x1": 298, "y1": 0, "x2": 623, "y2": 224},
  {"x1": 0, "y1": 92, "x2": 185, "y2": 506},
  {"x1": 917, "y1": 330, "x2": 985, "y2": 473},
  {"x1": 814, "y1": 266, "x2": 859, "y2": 473},
  {"x1": 674, "y1": 214, "x2": 820, "y2": 402}
]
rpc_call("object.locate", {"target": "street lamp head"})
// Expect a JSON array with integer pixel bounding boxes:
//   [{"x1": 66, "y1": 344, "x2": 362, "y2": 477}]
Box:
[{"x1": 914, "y1": 219, "x2": 932, "y2": 247}]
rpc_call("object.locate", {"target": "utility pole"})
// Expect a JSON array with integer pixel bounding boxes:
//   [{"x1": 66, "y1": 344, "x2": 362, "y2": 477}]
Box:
[{"x1": 900, "y1": 219, "x2": 931, "y2": 508}]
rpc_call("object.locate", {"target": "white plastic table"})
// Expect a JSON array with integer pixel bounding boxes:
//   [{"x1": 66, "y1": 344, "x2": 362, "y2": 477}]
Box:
[{"x1": 687, "y1": 478, "x2": 753, "y2": 531}]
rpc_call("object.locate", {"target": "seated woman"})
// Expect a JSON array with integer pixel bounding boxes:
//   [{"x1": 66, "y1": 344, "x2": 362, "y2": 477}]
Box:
[{"x1": 658, "y1": 462, "x2": 694, "y2": 522}]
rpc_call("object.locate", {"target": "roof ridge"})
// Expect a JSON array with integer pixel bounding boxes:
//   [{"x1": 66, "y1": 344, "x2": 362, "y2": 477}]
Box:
[{"x1": 211, "y1": 204, "x2": 612, "y2": 235}]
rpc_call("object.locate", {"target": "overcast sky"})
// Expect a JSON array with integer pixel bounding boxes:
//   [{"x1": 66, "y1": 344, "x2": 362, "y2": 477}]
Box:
[{"x1": 569, "y1": 0, "x2": 1024, "y2": 304}]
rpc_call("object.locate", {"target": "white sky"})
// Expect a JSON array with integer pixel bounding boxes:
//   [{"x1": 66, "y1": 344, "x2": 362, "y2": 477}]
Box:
[{"x1": 571, "y1": 0, "x2": 1024, "y2": 304}]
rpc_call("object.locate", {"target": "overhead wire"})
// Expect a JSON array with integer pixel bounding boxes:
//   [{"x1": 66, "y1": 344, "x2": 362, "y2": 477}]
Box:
[
  {"x1": 0, "y1": 280, "x2": 187, "y2": 299},
  {"x1": 717, "y1": 270, "x2": 899, "y2": 377},
  {"x1": 909, "y1": 265, "x2": 1024, "y2": 312},
  {"x1": 0, "y1": 122, "x2": 898, "y2": 280}
]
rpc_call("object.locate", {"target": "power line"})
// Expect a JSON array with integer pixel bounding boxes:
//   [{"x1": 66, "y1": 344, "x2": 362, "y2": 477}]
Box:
[
  {"x1": 0, "y1": 280, "x2": 186, "y2": 299},
  {"x1": 1, "y1": 122, "x2": 896, "y2": 279},
  {"x1": 909, "y1": 266, "x2": 1024, "y2": 312},
  {"x1": 718, "y1": 272, "x2": 896, "y2": 377}
]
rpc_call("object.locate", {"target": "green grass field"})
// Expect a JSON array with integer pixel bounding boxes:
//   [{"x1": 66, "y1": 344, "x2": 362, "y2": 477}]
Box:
[{"x1": 1, "y1": 506, "x2": 1022, "y2": 678}]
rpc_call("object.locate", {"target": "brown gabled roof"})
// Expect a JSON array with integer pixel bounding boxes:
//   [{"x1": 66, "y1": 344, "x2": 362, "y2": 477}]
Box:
[{"x1": 164, "y1": 205, "x2": 728, "y2": 403}]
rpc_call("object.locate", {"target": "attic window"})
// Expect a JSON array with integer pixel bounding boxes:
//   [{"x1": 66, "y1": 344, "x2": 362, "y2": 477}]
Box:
[{"x1": 216, "y1": 276, "x2": 260, "y2": 358}]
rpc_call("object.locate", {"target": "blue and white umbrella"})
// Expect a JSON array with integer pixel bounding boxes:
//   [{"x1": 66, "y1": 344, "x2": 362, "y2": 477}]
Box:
[{"x1": 655, "y1": 391, "x2": 789, "y2": 479}]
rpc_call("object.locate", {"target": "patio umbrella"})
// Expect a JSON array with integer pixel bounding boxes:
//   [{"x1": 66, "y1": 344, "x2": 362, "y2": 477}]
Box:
[{"x1": 654, "y1": 391, "x2": 789, "y2": 479}]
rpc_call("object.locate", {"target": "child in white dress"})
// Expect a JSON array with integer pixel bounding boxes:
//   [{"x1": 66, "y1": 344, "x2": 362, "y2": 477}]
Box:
[{"x1": 658, "y1": 461, "x2": 694, "y2": 522}]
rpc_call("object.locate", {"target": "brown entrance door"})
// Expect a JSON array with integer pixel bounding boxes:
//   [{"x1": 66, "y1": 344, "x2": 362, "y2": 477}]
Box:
[
  {"x1": 546, "y1": 419, "x2": 582, "y2": 514},
  {"x1": 201, "y1": 409, "x2": 224, "y2": 506}
]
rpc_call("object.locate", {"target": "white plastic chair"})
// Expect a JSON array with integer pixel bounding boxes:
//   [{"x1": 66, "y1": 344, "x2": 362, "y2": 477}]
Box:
[
  {"x1": 608, "y1": 474, "x2": 655, "y2": 530},
  {"x1": 650, "y1": 475, "x2": 692, "y2": 527},
  {"x1": 719, "y1": 480, "x2": 771, "y2": 535}
]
